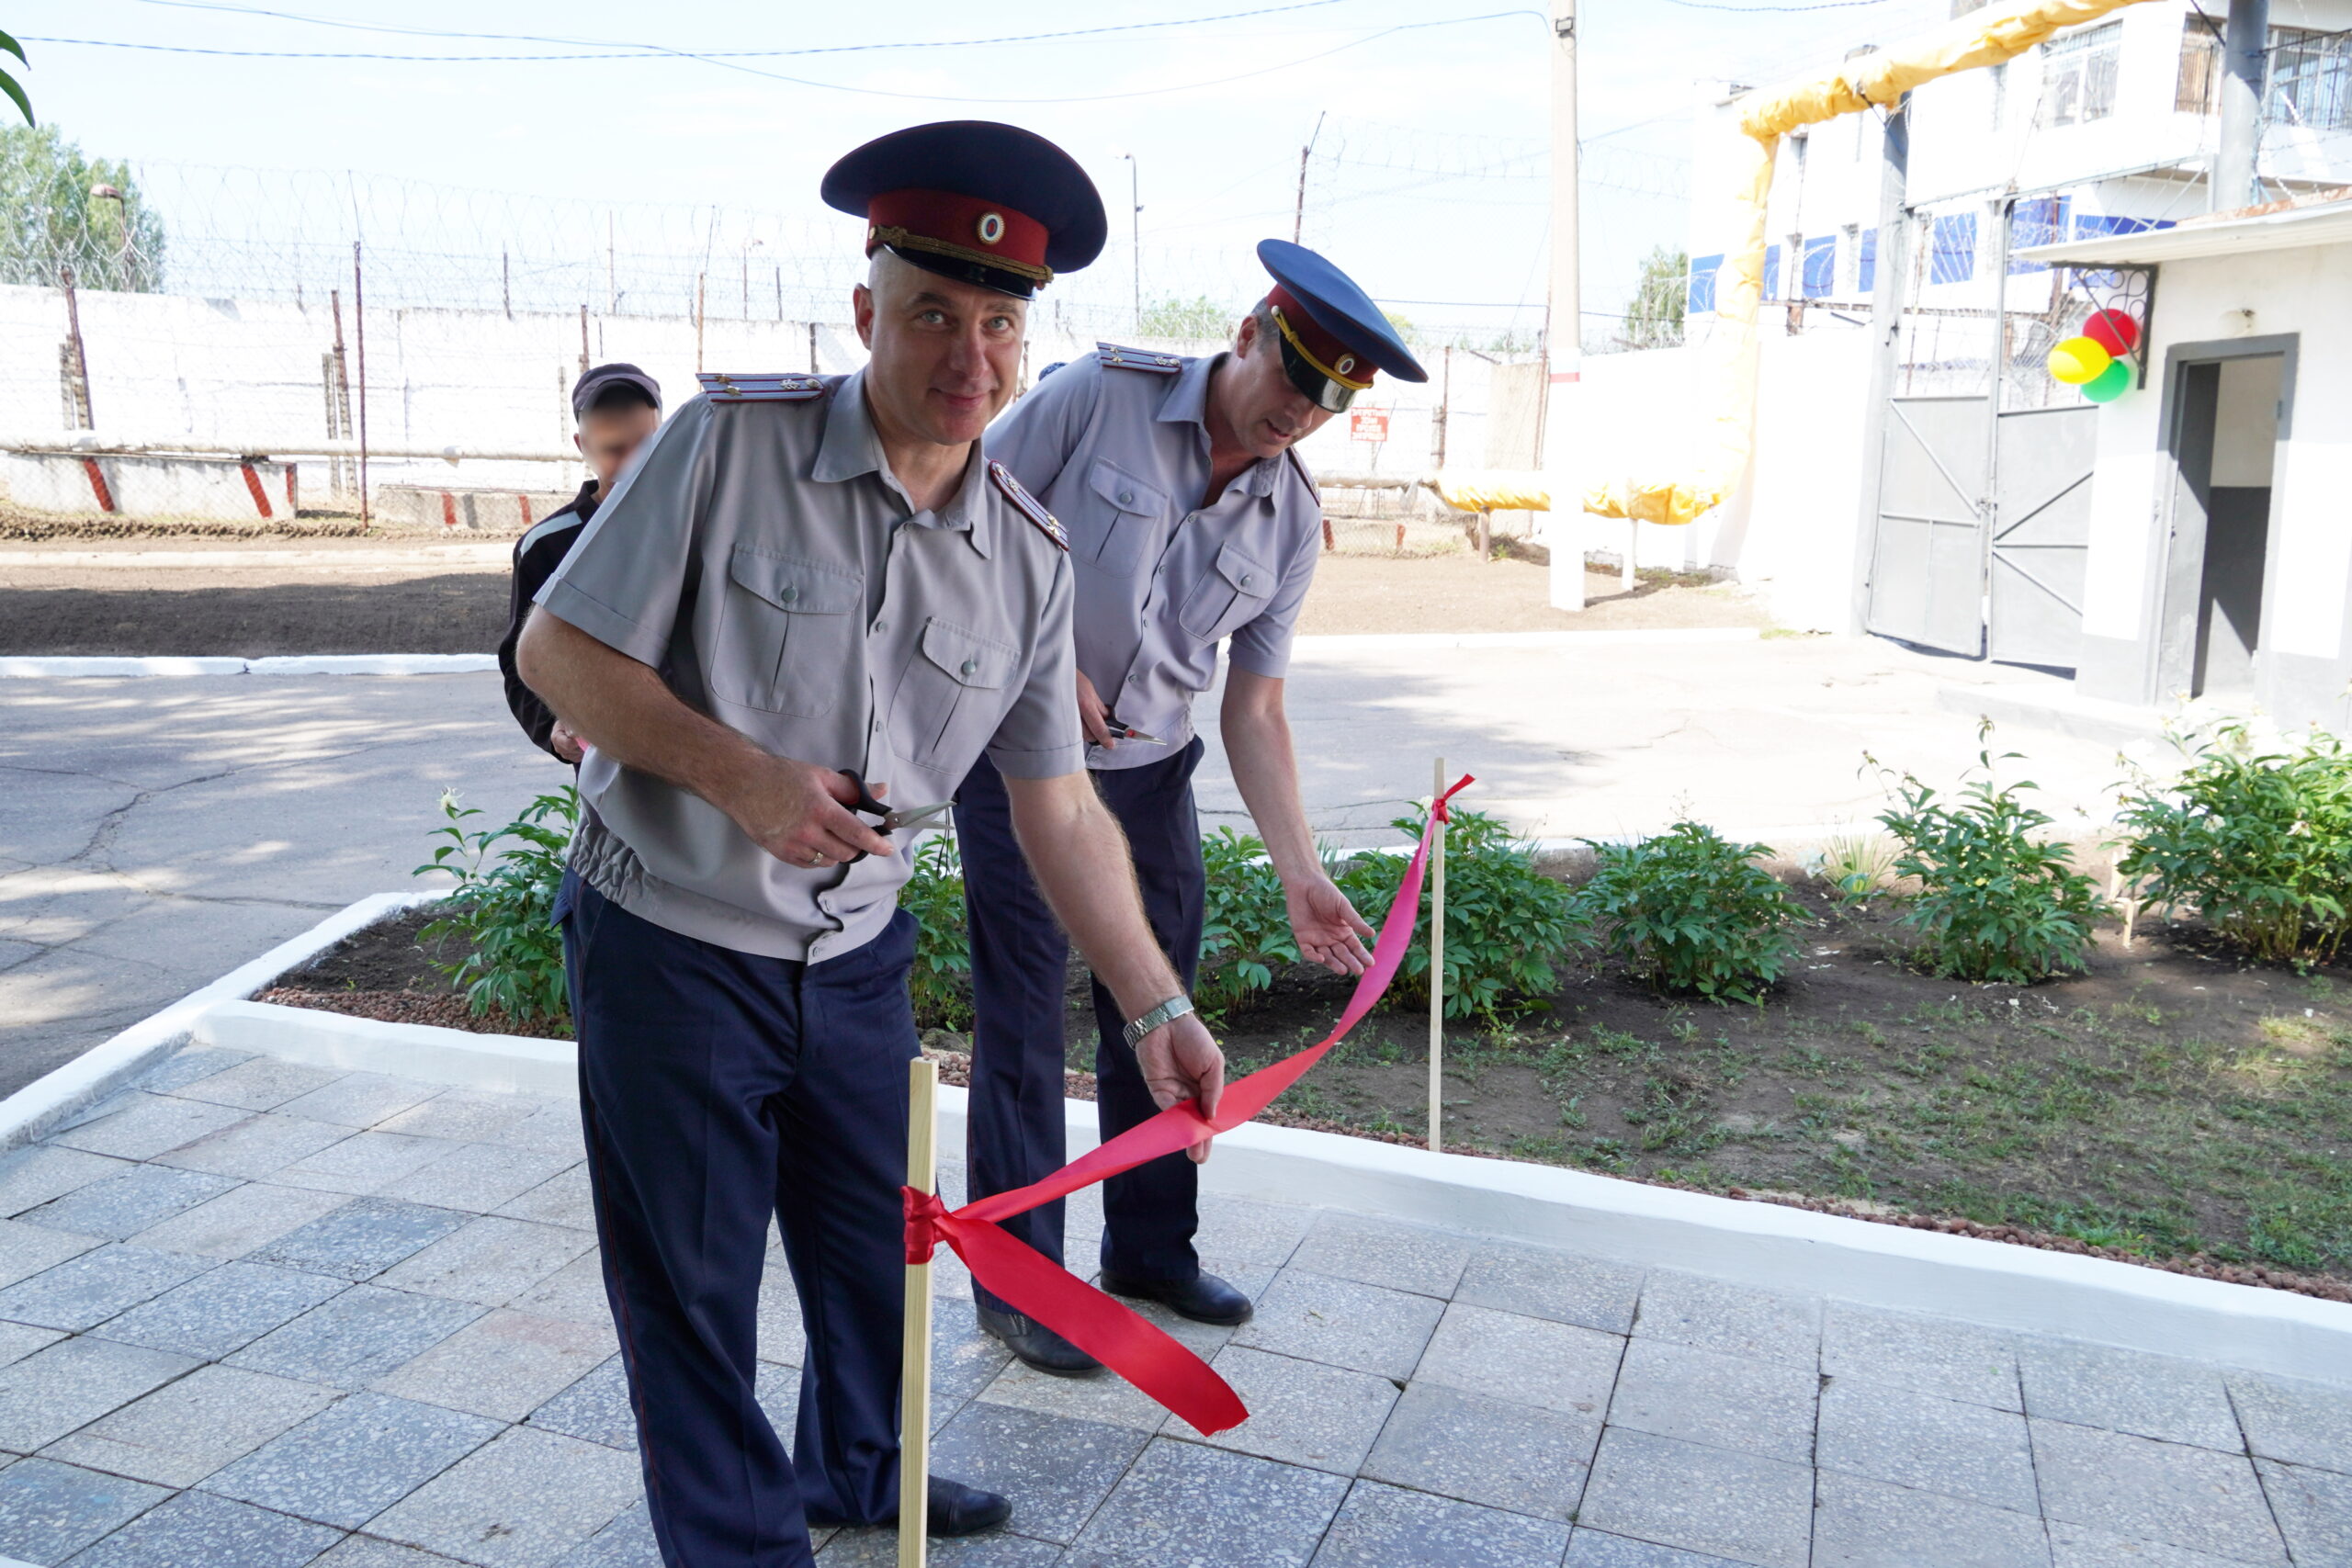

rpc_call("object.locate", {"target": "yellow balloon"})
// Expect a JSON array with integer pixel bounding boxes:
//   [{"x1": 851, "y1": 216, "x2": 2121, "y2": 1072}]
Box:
[{"x1": 2047, "y1": 336, "x2": 2111, "y2": 386}]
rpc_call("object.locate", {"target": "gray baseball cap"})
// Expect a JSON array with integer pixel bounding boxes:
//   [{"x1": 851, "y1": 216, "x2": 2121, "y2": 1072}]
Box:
[{"x1": 571, "y1": 362, "x2": 662, "y2": 418}]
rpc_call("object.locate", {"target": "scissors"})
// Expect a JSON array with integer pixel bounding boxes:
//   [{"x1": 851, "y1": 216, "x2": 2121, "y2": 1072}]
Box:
[
  {"x1": 1093, "y1": 716, "x2": 1166, "y2": 747},
  {"x1": 838, "y1": 770, "x2": 953, "y2": 863}
]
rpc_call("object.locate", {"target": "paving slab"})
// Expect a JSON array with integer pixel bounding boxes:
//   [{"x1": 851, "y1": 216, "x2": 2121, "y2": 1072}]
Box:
[
  {"x1": 164, "y1": 1055, "x2": 345, "y2": 1113},
  {"x1": 93, "y1": 1258, "x2": 346, "y2": 1359},
  {"x1": 226, "y1": 1283, "x2": 484, "y2": 1389},
  {"x1": 1633, "y1": 1271, "x2": 1821, "y2": 1369},
  {"x1": 370, "y1": 1309, "x2": 616, "y2": 1424},
  {"x1": 1189, "y1": 1196, "x2": 1315, "y2": 1270},
  {"x1": 0, "y1": 1151, "x2": 130, "y2": 1223},
  {"x1": 205, "y1": 1390, "x2": 503, "y2": 1530},
  {"x1": 374, "y1": 1217, "x2": 596, "y2": 1308},
  {"x1": 2255, "y1": 1457, "x2": 2352, "y2": 1566},
  {"x1": 1193, "y1": 1346, "x2": 1398, "y2": 1473},
  {"x1": 120, "y1": 1180, "x2": 350, "y2": 1260},
  {"x1": 1064, "y1": 1437, "x2": 1349, "y2": 1568},
  {"x1": 132, "y1": 1047, "x2": 255, "y2": 1098},
  {"x1": 274, "y1": 1075, "x2": 446, "y2": 1131},
  {"x1": 1286, "y1": 1213, "x2": 1474, "y2": 1300},
  {"x1": 377, "y1": 1091, "x2": 550, "y2": 1146},
  {"x1": 318, "y1": 1539, "x2": 477, "y2": 1566},
  {"x1": 2018, "y1": 1337, "x2": 2244, "y2": 1452},
  {"x1": 380, "y1": 1146, "x2": 580, "y2": 1216},
  {"x1": 145, "y1": 1111, "x2": 353, "y2": 1181},
  {"x1": 1453, "y1": 1240, "x2": 1644, "y2": 1336},
  {"x1": 1817, "y1": 1374, "x2": 2037, "y2": 1513},
  {"x1": 364, "y1": 1425, "x2": 642, "y2": 1568},
  {"x1": 819, "y1": 1529, "x2": 1058, "y2": 1565},
  {"x1": 978, "y1": 1356, "x2": 1170, "y2": 1438},
  {"x1": 931, "y1": 1403, "x2": 1151, "y2": 1544},
  {"x1": 0, "y1": 1247, "x2": 211, "y2": 1334},
  {"x1": 0, "y1": 1224, "x2": 102, "y2": 1295},
  {"x1": 246, "y1": 1196, "x2": 471, "y2": 1282},
  {"x1": 1577, "y1": 1427, "x2": 1814, "y2": 1568},
  {"x1": 509, "y1": 1254, "x2": 610, "y2": 1330},
  {"x1": 493, "y1": 1168, "x2": 595, "y2": 1233},
  {"x1": 1412, "y1": 1302, "x2": 1623, "y2": 1417},
  {"x1": 1565, "y1": 1531, "x2": 1759, "y2": 1568},
  {"x1": 16, "y1": 1166, "x2": 237, "y2": 1242},
  {"x1": 1309, "y1": 1479, "x2": 1570, "y2": 1567},
  {"x1": 47, "y1": 1095, "x2": 249, "y2": 1164},
  {"x1": 2228, "y1": 1371, "x2": 2352, "y2": 1475},
  {"x1": 551, "y1": 1498, "x2": 663, "y2": 1568},
  {"x1": 0, "y1": 1337, "x2": 198, "y2": 1453},
  {"x1": 1606, "y1": 1337, "x2": 1817, "y2": 1463},
  {"x1": 1361, "y1": 1382, "x2": 1597, "y2": 1521},
  {"x1": 58, "y1": 1484, "x2": 343, "y2": 1567},
  {"x1": 41, "y1": 1362, "x2": 335, "y2": 1487},
  {"x1": 1809, "y1": 1469, "x2": 2052, "y2": 1568},
  {"x1": 1232, "y1": 1269, "x2": 1444, "y2": 1380},
  {"x1": 0, "y1": 1457, "x2": 170, "y2": 1565},
  {"x1": 2029, "y1": 1418, "x2": 2285, "y2": 1566},
  {"x1": 1821, "y1": 1302, "x2": 2021, "y2": 1412},
  {"x1": 266, "y1": 1133, "x2": 469, "y2": 1199}
]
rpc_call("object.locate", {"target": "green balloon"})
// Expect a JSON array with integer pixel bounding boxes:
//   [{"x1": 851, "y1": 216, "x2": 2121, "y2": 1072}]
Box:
[{"x1": 2082, "y1": 359, "x2": 2132, "y2": 403}]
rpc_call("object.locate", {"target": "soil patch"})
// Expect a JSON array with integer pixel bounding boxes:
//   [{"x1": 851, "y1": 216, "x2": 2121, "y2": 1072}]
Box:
[
  {"x1": 0, "y1": 574, "x2": 510, "y2": 657},
  {"x1": 277, "y1": 894, "x2": 2352, "y2": 1295}
]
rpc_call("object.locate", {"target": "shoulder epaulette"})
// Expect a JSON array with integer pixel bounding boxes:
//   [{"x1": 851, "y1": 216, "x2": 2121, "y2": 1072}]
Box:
[
  {"x1": 697, "y1": 371, "x2": 829, "y2": 402},
  {"x1": 989, "y1": 460, "x2": 1068, "y2": 552},
  {"x1": 1284, "y1": 446, "x2": 1320, "y2": 501},
  {"x1": 1094, "y1": 342, "x2": 1183, "y2": 375}
]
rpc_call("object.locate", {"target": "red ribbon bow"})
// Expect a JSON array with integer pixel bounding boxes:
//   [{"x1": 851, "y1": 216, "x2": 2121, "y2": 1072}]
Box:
[{"x1": 904, "y1": 775, "x2": 1475, "y2": 1436}]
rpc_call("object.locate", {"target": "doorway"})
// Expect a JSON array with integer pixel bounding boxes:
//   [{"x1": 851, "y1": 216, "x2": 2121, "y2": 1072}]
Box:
[{"x1": 2155, "y1": 340, "x2": 2293, "y2": 702}]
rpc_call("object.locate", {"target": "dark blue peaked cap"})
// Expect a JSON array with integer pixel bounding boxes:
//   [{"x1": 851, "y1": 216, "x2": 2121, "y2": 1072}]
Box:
[
  {"x1": 823, "y1": 121, "x2": 1107, "y2": 299},
  {"x1": 1257, "y1": 239, "x2": 1428, "y2": 384}
]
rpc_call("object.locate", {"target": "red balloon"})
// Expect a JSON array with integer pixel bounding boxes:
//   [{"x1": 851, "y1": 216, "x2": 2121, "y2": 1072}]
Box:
[{"x1": 2084, "y1": 308, "x2": 2140, "y2": 357}]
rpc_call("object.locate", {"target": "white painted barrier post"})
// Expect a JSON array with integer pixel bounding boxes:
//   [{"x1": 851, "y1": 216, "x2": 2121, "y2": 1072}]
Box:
[
  {"x1": 1430, "y1": 757, "x2": 1446, "y2": 1154},
  {"x1": 899, "y1": 1055, "x2": 938, "y2": 1568}
]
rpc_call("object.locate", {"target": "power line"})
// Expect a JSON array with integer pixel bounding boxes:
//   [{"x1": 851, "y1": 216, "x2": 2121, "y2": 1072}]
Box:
[{"x1": 27, "y1": 12, "x2": 1545, "y2": 104}]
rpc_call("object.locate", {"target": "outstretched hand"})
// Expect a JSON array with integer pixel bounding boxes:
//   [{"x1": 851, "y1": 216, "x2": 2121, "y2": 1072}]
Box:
[{"x1": 1287, "y1": 874, "x2": 1376, "y2": 976}]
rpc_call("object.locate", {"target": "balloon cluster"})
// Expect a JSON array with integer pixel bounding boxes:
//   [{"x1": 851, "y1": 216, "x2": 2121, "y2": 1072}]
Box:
[{"x1": 2046, "y1": 310, "x2": 2141, "y2": 403}]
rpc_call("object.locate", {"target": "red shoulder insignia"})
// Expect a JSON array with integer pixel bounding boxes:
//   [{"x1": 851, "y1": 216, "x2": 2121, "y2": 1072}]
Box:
[
  {"x1": 697, "y1": 371, "x2": 829, "y2": 402},
  {"x1": 989, "y1": 460, "x2": 1067, "y2": 552},
  {"x1": 1094, "y1": 342, "x2": 1183, "y2": 375}
]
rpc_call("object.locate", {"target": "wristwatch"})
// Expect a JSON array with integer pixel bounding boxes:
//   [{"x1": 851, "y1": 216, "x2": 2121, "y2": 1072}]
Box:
[{"x1": 1122, "y1": 995, "x2": 1195, "y2": 1048}]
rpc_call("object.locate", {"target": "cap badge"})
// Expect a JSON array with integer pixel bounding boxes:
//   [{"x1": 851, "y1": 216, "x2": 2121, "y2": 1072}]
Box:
[
  {"x1": 976, "y1": 211, "x2": 1006, "y2": 246},
  {"x1": 1336, "y1": 355, "x2": 1356, "y2": 376}
]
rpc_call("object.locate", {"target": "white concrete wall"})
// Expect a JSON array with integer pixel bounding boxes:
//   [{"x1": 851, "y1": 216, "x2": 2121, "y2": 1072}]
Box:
[
  {"x1": 1550, "y1": 322, "x2": 1873, "y2": 630},
  {"x1": 2080, "y1": 239, "x2": 2352, "y2": 668}
]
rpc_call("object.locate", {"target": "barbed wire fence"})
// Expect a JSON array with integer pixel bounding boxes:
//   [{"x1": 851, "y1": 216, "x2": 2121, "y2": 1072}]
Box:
[{"x1": 0, "y1": 107, "x2": 1691, "y2": 551}]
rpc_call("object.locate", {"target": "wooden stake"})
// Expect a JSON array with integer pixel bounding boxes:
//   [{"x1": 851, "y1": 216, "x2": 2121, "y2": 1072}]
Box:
[
  {"x1": 1430, "y1": 757, "x2": 1446, "y2": 1154},
  {"x1": 899, "y1": 1056, "x2": 938, "y2": 1568}
]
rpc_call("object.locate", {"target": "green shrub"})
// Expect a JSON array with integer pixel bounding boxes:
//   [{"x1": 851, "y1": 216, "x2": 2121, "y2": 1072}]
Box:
[
  {"x1": 902, "y1": 832, "x2": 974, "y2": 1032},
  {"x1": 1577, "y1": 821, "x2": 1805, "y2": 1003},
  {"x1": 2117, "y1": 724, "x2": 2352, "y2": 967},
  {"x1": 1873, "y1": 728, "x2": 2104, "y2": 984},
  {"x1": 415, "y1": 787, "x2": 576, "y2": 1021},
  {"x1": 1337, "y1": 807, "x2": 1587, "y2": 1021},
  {"x1": 1196, "y1": 828, "x2": 1298, "y2": 1020}
]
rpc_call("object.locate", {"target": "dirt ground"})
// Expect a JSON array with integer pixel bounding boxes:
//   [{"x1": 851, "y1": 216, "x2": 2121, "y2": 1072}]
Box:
[
  {"x1": 286, "y1": 888, "x2": 2352, "y2": 1292},
  {"x1": 0, "y1": 518, "x2": 1764, "y2": 655}
]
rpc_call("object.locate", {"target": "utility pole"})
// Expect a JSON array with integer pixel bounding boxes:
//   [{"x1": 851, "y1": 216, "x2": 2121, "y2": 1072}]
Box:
[
  {"x1": 1293, "y1": 110, "x2": 1327, "y2": 244},
  {"x1": 1120, "y1": 154, "x2": 1142, "y2": 333},
  {"x1": 1849, "y1": 96, "x2": 1912, "y2": 634},
  {"x1": 1545, "y1": 0, "x2": 1585, "y2": 611},
  {"x1": 2214, "y1": 0, "x2": 2270, "y2": 211}
]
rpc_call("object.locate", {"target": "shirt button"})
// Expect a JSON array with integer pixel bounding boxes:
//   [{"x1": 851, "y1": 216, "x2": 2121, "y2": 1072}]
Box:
[
  {"x1": 1119, "y1": 491, "x2": 1135, "y2": 505},
  {"x1": 961, "y1": 658, "x2": 979, "y2": 675},
  {"x1": 873, "y1": 619, "x2": 888, "y2": 634},
  {"x1": 1126, "y1": 674, "x2": 1141, "y2": 685},
  {"x1": 781, "y1": 586, "x2": 798, "y2": 604},
  {"x1": 1240, "y1": 575, "x2": 1254, "y2": 588}
]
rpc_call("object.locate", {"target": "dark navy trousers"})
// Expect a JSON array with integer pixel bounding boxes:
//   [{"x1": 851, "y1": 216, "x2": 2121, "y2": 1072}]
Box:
[
  {"x1": 559, "y1": 872, "x2": 916, "y2": 1568},
  {"x1": 954, "y1": 740, "x2": 1207, "y2": 1311}
]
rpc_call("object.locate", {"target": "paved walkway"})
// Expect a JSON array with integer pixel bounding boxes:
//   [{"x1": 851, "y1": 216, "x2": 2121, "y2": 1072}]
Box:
[
  {"x1": 0, "y1": 636, "x2": 2135, "y2": 1099},
  {"x1": 0, "y1": 1043, "x2": 2342, "y2": 1565}
]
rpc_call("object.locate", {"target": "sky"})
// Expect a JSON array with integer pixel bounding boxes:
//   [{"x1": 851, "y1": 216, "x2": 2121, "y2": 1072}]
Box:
[{"x1": 11, "y1": 0, "x2": 1958, "y2": 342}]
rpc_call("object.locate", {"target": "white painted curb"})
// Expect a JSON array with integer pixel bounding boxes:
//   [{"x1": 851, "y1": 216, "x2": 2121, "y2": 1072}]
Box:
[
  {"x1": 0, "y1": 654, "x2": 497, "y2": 678},
  {"x1": 0, "y1": 891, "x2": 446, "y2": 1152},
  {"x1": 189, "y1": 991, "x2": 2352, "y2": 1385}
]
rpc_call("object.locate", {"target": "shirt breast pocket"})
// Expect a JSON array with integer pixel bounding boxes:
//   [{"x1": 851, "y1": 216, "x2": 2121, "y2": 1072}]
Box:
[
  {"x1": 1177, "y1": 538, "x2": 1276, "y2": 645},
  {"x1": 710, "y1": 547, "x2": 863, "y2": 716},
  {"x1": 1086, "y1": 457, "x2": 1168, "y2": 578},
  {"x1": 895, "y1": 616, "x2": 1018, "y2": 770}
]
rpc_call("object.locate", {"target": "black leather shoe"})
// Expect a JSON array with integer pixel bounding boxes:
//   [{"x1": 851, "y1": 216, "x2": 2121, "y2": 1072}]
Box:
[
  {"x1": 1097, "y1": 1269, "x2": 1254, "y2": 1326},
  {"x1": 978, "y1": 1303, "x2": 1102, "y2": 1377},
  {"x1": 808, "y1": 1476, "x2": 1011, "y2": 1538}
]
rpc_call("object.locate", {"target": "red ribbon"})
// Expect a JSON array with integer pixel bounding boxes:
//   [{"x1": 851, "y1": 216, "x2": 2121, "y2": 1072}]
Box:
[{"x1": 904, "y1": 774, "x2": 1475, "y2": 1436}]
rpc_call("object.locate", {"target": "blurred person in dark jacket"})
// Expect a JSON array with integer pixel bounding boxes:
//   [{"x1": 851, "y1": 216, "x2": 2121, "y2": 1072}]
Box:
[{"x1": 497, "y1": 363, "x2": 662, "y2": 761}]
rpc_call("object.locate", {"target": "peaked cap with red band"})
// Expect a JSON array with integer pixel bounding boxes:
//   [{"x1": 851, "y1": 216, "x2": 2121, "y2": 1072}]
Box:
[
  {"x1": 1255, "y1": 238, "x2": 1428, "y2": 413},
  {"x1": 823, "y1": 121, "x2": 1107, "y2": 301}
]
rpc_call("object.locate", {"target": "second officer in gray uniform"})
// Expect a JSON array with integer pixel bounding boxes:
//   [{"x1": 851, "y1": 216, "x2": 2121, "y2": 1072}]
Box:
[{"x1": 956, "y1": 240, "x2": 1427, "y2": 1373}]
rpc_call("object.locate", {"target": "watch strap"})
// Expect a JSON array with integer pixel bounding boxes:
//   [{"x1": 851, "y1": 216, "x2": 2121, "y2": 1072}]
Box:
[{"x1": 1121, "y1": 995, "x2": 1194, "y2": 1049}]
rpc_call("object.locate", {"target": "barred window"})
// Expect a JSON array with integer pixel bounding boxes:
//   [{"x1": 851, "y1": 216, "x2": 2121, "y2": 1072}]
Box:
[
  {"x1": 2040, "y1": 21, "x2": 2124, "y2": 127},
  {"x1": 2270, "y1": 27, "x2": 2352, "y2": 131},
  {"x1": 2179, "y1": 13, "x2": 2223, "y2": 114}
]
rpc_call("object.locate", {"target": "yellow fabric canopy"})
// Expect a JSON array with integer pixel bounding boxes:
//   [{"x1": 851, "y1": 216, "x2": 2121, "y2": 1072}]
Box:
[{"x1": 1579, "y1": 0, "x2": 2155, "y2": 525}]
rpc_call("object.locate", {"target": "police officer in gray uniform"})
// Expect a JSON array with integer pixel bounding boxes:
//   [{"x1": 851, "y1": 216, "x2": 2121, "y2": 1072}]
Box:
[
  {"x1": 957, "y1": 241, "x2": 1428, "y2": 1374},
  {"x1": 515, "y1": 122, "x2": 1227, "y2": 1567}
]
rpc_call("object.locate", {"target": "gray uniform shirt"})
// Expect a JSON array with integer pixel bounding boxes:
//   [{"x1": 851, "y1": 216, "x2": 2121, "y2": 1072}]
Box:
[
  {"x1": 985, "y1": 347, "x2": 1323, "y2": 771},
  {"x1": 537, "y1": 369, "x2": 1082, "y2": 964}
]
